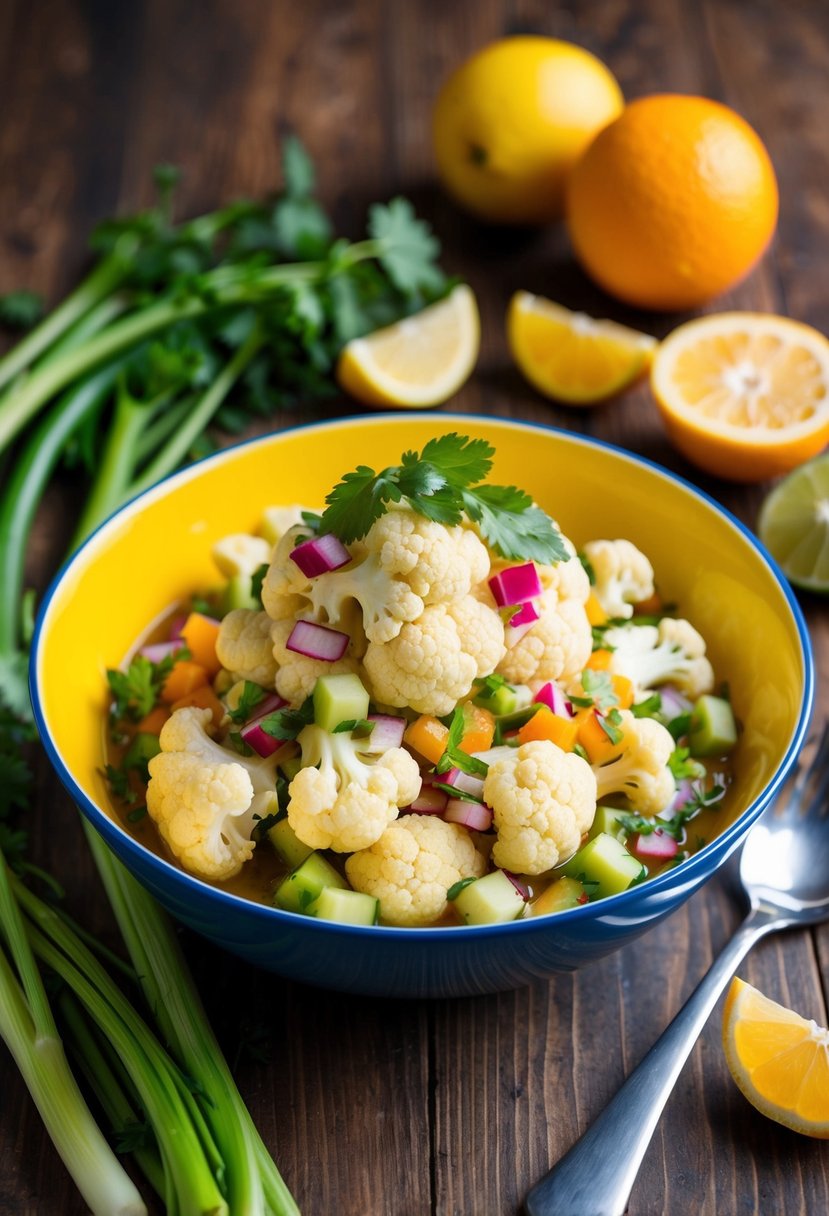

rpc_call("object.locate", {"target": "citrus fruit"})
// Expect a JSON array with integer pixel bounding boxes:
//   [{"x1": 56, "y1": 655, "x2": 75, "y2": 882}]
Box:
[
  {"x1": 566, "y1": 94, "x2": 779, "y2": 310},
  {"x1": 758, "y1": 454, "x2": 829, "y2": 591},
  {"x1": 432, "y1": 37, "x2": 623, "y2": 225},
  {"x1": 336, "y1": 284, "x2": 479, "y2": 408},
  {"x1": 507, "y1": 291, "x2": 656, "y2": 405},
  {"x1": 723, "y1": 977, "x2": 829, "y2": 1138},
  {"x1": 650, "y1": 312, "x2": 829, "y2": 482}
]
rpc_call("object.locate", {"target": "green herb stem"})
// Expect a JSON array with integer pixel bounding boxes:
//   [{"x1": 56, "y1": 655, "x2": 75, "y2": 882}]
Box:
[{"x1": 0, "y1": 239, "x2": 139, "y2": 397}]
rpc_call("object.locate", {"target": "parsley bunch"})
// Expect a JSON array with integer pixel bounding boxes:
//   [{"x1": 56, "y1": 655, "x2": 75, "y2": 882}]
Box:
[{"x1": 320, "y1": 433, "x2": 569, "y2": 562}]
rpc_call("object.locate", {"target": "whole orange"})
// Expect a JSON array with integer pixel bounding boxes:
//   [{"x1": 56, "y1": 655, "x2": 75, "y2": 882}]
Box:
[
  {"x1": 566, "y1": 94, "x2": 779, "y2": 310},
  {"x1": 432, "y1": 37, "x2": 623, "y2": 225}
]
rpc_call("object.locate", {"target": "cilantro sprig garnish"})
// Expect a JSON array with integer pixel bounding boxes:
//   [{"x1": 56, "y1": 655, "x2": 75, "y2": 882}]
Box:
[
  {"x1": 319, "y1": 433, "x2": 568, "y2": 563},
  {"x1": 436, "y1": 706, "x2": 490, "y2": 779},
  {"x1": 260, "y1": 695, "x2": 315, "y2": 742},
  {"x1": 106, "y1": 649, "x2": 189, "y2": 723},
  {"x1": 227, "y1": 680, "x2": 268, "y2": 725}
]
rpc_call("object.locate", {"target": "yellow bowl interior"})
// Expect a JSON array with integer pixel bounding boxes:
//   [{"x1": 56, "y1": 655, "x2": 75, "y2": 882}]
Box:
[{"x1": 35, "y1": 415, "x2": 808, "y2": 850}]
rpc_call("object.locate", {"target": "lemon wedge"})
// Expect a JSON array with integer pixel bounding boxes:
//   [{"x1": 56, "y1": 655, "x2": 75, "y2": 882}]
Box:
[
  {"x1": 758, "y1": 454, "x2": 829, "y2": 591},
  {"x1": 651, "y1": 312, "x2": 829, "y2": 482},
  {"x1": 336, "y1": 284, "x2": 479, "y2": 407},
  {"x1": 507, "y1": 291, "x2": 656, "y2": 405},
  {"x1": 723, "y1": 977, "x2": 829, "y2": 1138}
]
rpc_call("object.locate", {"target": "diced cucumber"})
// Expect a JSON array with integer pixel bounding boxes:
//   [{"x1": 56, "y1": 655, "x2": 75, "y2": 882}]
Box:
[
  {"x1": 279, "y1": 755, "x2": 303, "y2": 783},
  {"x1": 274, "y1": 852, "x2": 348, "y2": 914},
  {"x1": 123, "y1": 732, "x2": 161, "y2": 779},
  {"x1": 473, "y1": 678, "x2": 523, "y2": 716},
  {"x1": 221, "y1": 573, "x2": 258, "y2": 613},
  {"x1": 268, "y1": 818, "x2": 314, "y2": 869},
  {"x1": 588, "y1": 804, "x2": 631, "y2": 843},
  {"x1": 451, "y1": 870, "x2": 526, "y2": 925},
  {"x1": 562, "y1": 832, "x2": 645, "y2": 899},
  {"x1": 531, "y1": 876, "x2": 587, "y2": 917},
  {"x1": 688, "y1": 694, "x2": 738, "y2": 757},
  {"x1": 308, "y1": 887, "x2": 379, "y2": 926},
  {"x1": 313, "y1": 673, "x2": 370, "y2": 732}
]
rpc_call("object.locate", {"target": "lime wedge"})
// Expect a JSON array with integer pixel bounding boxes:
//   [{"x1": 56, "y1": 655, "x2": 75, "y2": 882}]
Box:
[{"x1": 757, "y1": 454, "x2": 829, "y2": 591}]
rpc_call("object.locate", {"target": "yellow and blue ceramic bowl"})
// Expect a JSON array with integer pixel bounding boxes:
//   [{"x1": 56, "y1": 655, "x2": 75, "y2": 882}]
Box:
[{"x1": 31, "y1": 415, "x2": 813, "y2": 997}]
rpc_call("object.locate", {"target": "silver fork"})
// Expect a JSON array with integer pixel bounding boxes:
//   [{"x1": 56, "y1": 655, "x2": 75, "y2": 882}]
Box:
[{"x1": 525, "y1": 722, "x2": 829, "y2": 1216}]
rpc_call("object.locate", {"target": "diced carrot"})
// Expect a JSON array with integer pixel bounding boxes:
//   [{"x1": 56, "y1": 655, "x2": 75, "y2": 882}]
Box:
[
  {"x1": 459, "y1": 703, "x2": 495, "y2": 754},
  {"x1": 161, "y1": 660, "x2": 209, "y2": 704},
  {"x1": 136, "y1": 706, "x2": 171, "y2": 735},
  {"x1": 518, "y1": 705, "x2": 580, "y2": 751},
  {"x1": 404, "y1": 715, "x2": 449, "y2": 765},
  {"x1": 180, "y1": 612, "x2": 223, "y2": 678},
  {"x1": 171, "y1": 683, "x2": 226, "y2": 727},
  {"x1": 585, "y1": 591, "x2": 609, "y2": 626},
  {"x1": 576, "y1": 709, "x2": 618, "y2": 765},
  {"x1": 611, "y1": 674, "x2": 635, "y2": 710},
  {"x1": 585, "y1": 648, "x2": 612, "y2": 672},
  {"x1": 634, "y1": 590, "x2": 662, "y2": 616}
]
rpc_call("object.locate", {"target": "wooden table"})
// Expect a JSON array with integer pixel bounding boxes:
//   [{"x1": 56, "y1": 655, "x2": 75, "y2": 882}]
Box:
[{"x1": 2, "y1": 2, "x2": 828, "y2": 1213}]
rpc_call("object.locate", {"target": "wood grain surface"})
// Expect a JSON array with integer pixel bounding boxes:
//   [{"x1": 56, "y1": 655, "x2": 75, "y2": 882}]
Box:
[{"x1": 1, "y1": 2, "x2": 828, "y2": 1213}]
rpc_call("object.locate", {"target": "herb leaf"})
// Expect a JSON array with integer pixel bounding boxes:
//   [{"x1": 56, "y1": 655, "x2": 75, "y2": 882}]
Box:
[
  {"x1": 260, "y1": 696, "x2": 315, "y2": 742},
  {"x1": 436, "y1": 707, "x2": 490, "y2": 778},
  {"x1": 107, "y1": 650, "x2": 187, "y2": 722},
  {"x1": 227, "y1": 681, "x2": 267, "y2": 725},
  {"x1": 368, "y1": 198, "x2": 445, "y2": 296}
]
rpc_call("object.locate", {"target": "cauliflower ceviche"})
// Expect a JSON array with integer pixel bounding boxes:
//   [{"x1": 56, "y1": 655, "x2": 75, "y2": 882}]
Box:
[{"x1": 105, "y1": 434, "x2": 738, "y2": 928}]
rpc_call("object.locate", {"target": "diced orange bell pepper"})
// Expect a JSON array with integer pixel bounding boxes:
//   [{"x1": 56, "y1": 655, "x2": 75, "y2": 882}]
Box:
[
  {"x1": 585, "y1": 591, "x2": 609, "y2": 626},
  {"x1": 517, "y1": 705, "x2": 580, "y2": 751},
  {"x1": 404, "y1": 715, "x2": 449, "y2": 765},
  {"x1": 585, "y1": 648, "x2": 612, "y2": 672},
  {"x1": 180, "y1": 612, "x2": 223, "y2": 678},
  {"x1": 633, "y1": 590, "x2": 662, "y2": 616},
  {"x1": 161, "y1": 660, "x2": 209, "y2": 704},
  {"x1": 459, "y1": 703, "x2": 495, "y2": 754},
  {"x1": 136, "y1": 706, "x2": 171, "y2": 735},
  {"x1": 576, "y1": 709, "x2": 618, "y2": 765},
  {"x1": 611, "y1": 674, "x2": 635, "y2": 710},
  {"x1": 171, "y1": 683, "x2": 226, "y2": 727}
]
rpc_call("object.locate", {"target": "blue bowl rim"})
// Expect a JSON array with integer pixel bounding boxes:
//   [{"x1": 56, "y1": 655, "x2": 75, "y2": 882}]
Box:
[{"x1": 30, "y1": 411, "x2": 815, "y2": 941}]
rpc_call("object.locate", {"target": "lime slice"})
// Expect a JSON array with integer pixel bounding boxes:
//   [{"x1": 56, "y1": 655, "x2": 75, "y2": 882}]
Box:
[{"x1": 757, "y1": 454, "x2": 829, "y2": 591}]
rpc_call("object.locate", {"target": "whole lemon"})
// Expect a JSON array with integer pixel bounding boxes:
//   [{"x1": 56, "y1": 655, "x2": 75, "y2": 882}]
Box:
[
  {"x1": 566, "y1": 94, "x2": 779, "y2": 311},
  {"x1": 432, "y1": 37, "x2": 623, "y2": 225}
]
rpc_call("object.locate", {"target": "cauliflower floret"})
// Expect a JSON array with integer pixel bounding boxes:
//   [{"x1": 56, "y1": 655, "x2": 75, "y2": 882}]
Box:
[
  {"x1": 216, "y1": 609, "x2": 277, "y2": 687},
  {"x1": 582, "y1": 539, "x2": 654, "y2": 620},
  {"x1": 484, "y1": 741, "x2": 597, "y2": 875},
  {"x1": 363, "y1": 597, "x2": 505, "y2": 716},
  {"x1": 270, "y1": 616, "x2": 362, "y2": 703},
  {"x1": 592, "y1": 710, "x2": 676, "y2": 816},
  {"x1": 496, "y1": 545, "x2": 592, "y2": 687},
  {"x1": 287, "y1": 724, "x2": 421, "y2": 853},
  {"x1": 211, "y1": 533, "x2": 272, "y2": 579},
  {"x1": 262, "y1": 509, "x2": 491, "y2": 645},
  {"x1": 146, "y1": 707, "x2": 278, "y2": 881},
  {"x1": 345, "y1": 814, "x2": 486, "y2": 926},
  {"x1": 604, "y1": 618, "x2": 715, "y2": 699}
]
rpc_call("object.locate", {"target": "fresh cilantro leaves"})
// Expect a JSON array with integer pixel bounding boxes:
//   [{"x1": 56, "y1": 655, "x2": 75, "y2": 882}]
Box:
[
  {"x1": 668, "y1": 746, "x2": 707, "y2": 781},
  {"x1": 435, "y1": 706, "x2": 490, "y2": 778},
  {"x1": 597, "y1": 707, "x2": 624, "y2": 746},
  {"x1": 332, "y1": 719, "x2": 375, "y2": 736},
  {"x1": 260, "y1": 696, "x2": 315, "y2": 742},
  {"x1": 107, "y1": 650, "x2": 187, "y2": 723},
  {"x1": 447, "y1": 876, "x2": 478, "y2": 901},
  {"x1": 319, "y1": 433, "x2": 568, "y2": 563},
  {"x1": 631, "y1": 693, "x2": 662, "y2": 719},
  {"x1": 580, "y1": 669, "x2": 619, "y2": 713},
  {"x1": 368, "y1": 197, "x2": 445, "y2": 296},
  {"x1": 250, "y1": 564, "x2": 269, "y2": 608},
  {"x1": 227, "y1": 681, "x2": 267, "y2": 725}
]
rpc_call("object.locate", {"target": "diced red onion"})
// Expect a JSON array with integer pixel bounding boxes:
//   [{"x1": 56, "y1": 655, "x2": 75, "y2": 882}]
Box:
[
  {"x1": 408, "y1": 786, "x2": 449, "y2": 815},
  {"x1": 290, "y1": 533, "x2": 351, "y2": 577},
  {"x1": 488, "y1": 563, "x2": 542, "y2": 608},
  {"x1": 442, "y1": 767, "x2": 485, "y2": 801},
  {"x1": 444, "y1": 799, "x2": 493, "y2": 831},
  {"x1": 502, "y1": 870, "x2": 531, "y2": 901},
  {"x1": 359, "y1": 714, "x2": 406, "y2": 754},
  {"x1": 508, "y1": 600, "x2": 540, "y2": 628},
  {"x1": 630, "y1": 830, "x2": 679, "y2": 861},
  {"x1": 252, "y1": 693, "x2": 288, "y2": 719},
  {"x1": 659, "y1": 685, "x2": 693, "y2": 722},
  {"x1": 240, "y1": 712, "x2": 288, "y2": 758},
  {"x1": 286, "y1": 619, "x2": 349, "y2": 661},
  {"x1": 506, "y1": 618, "x2": 538, "y2": 645},
  {"x1": 168, "y1": 614, "x2": 188, "y2": 640},
  {"x1": 139, "y1": 640, "x2": 185, "y2": 664},
  {"x1": 534, "y1": 682, "x2": 573, "y2": 718},
  {"x1": 666, "y1": 778, "x2": 695, "y2": 814}
]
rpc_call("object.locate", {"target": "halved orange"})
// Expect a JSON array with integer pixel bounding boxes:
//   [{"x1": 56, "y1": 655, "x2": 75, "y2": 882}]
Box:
[
  {"x1": 336, "y1": 284, "x2": 479, "y2": 407},
  {"x1": 722, "y1": 977, "x2": 829, "y2": 1138},
  {"x1": 651, "y1": 312, "x2": 829, "y2": 482},
  {"x1": 507, "y1": 291, "x2": 656, "y2": 405}
]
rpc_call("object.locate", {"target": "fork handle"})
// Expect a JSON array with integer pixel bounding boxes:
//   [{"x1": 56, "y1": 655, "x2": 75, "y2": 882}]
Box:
[{"x1": 524, "y1": 907, "x2": 781, "y2": 1216}]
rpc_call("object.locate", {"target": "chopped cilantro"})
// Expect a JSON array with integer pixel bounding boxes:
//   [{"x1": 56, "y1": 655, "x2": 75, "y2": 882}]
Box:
[
  {"x1": 436, "y1": 706, "x2": 489, "y2": 778},
  {"x1": 581, "y1": 668, "x2": 619, "y2": 712},
  {"x1": 598, "y1": 707, "x2": 624, "y2": 746},
  {"x1": 668, "y1": 746, "x2": 706, "y2": 781},
  {"x1": 447, "y1": 876, "x2": 478, "y2": 901},
  {"x1": 332, "y1": 719, "x2": 375, "y2": 736},
  {"x1": 631, "y1": 693, "x2": 662, "y2": 719},
  {"x1": 665, "y1": 710, "x2": 692, "y2": 741},
  {"x1": 227, "y1": 680, "x2": 267, "y2": 725},
  {"x1": 260, "y1": 696, "x2": 315, "y2": 742},
  {"x1": 250, "y1": 564, "x2": 269, "y2": 607},
  {"x1": 107, "y1": 649, "x2": 188, "y2": 723}
]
